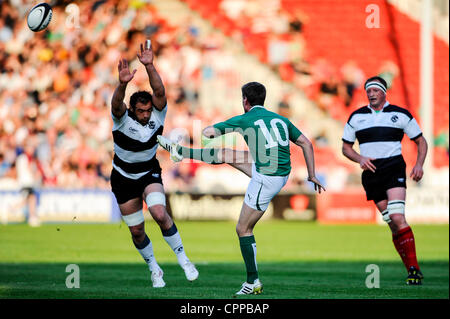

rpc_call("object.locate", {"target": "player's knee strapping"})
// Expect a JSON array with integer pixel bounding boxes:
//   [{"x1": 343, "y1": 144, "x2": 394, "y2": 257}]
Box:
[
  {"x1": 122, "y1": 209, "x2": 145, "y2": 227},
  {"x1": 381, "y1": 209, "x2": 390, "y2": 223},
  {"x1": 384, "y1": 200, "x2": 405, "y2": 223},
  {"x1": 145, "y1": 192, "x2": 166, "y2": 207}
]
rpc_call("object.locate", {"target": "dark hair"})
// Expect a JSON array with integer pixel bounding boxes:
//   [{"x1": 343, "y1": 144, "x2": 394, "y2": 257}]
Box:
[
  {"x1": 364, "y1": 76, "x2": 387, "y2": 89},
  {"x1": 241, "y1": 82, "x2": 266, "y2": 106},
  {"x1": 130, "y1": 91, "x2": 152, "y2": 109}
]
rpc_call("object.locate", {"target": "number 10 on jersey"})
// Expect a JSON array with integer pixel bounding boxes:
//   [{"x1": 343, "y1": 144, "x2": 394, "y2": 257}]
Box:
[{"x1": 254, "y1": 119, "x2": 289, "y2": 149}]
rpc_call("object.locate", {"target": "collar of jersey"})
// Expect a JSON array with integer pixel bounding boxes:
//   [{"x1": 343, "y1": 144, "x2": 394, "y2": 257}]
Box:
[
  {"x1": 249, "y1": 105, "x2": 265, "y2": 111},
  {"x1": 367, "y1": 101, "x2": 390, "y2": 113}
]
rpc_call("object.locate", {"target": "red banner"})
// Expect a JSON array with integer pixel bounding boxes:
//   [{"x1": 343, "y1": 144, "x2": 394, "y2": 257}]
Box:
[{"x1": 316, "y1": 190, "x2": 377, "y2": 224}]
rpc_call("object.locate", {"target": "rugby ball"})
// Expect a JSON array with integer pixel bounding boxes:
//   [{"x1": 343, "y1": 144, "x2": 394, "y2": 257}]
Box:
[{"x1": 27, "y1": 3, "x2": 52, "y2": 32}]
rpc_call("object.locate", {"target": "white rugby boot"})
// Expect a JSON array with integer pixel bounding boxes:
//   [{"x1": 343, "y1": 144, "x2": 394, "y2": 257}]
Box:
[
  {"x1": 182, "y1": 261, "x2": 199, "y2": 281},
  {"x1": 235, "y1": 279, "x2": 263, "y2": 295},
  {"x1": 151, "y1": 268, "x2": 166, "y2": 288},
  {"x1": 157, "y1": 135, "x2": 183, "y2": 162}
]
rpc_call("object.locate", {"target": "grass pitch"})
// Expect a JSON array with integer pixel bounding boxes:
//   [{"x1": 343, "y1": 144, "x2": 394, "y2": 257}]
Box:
[{"x1": 0, "y1": 221, "x2": 448, "y2": 299}]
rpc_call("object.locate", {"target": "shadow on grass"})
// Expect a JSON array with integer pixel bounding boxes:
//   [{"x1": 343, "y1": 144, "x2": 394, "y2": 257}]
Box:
[{"x1": 0, "y1": 261, "x2": 448, "y2": 299}]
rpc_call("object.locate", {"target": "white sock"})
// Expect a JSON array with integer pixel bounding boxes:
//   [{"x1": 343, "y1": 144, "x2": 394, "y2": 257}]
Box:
[
  {"x1": 162, "y1": 224, "x2": 189, "y2": 266},
  {"x1": 134, "y1": 235, "x2": 159, "y2": 272}
]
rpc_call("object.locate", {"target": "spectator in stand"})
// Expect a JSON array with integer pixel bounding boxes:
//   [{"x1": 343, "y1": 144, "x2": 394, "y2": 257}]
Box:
[
  {"x1": 0, "y1": 152, "x2": 12, "y2": 178},
  {"x1": 340, "y1": 60, "x2": 365, "y2": 107},
  {"x1": 277, "y1": 92, "x2": 292, "y2": 119},
  {"x1": 378, "y1": 60, "x2": 400, "y2": 89}
]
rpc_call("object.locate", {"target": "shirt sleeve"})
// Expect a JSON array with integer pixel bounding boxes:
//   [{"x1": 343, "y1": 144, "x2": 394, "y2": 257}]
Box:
[
  {"x1": 342, "y1": 122, "x2": 356, "y2": 144},
  {"x1": 404, "y1": 118, "x2": 423, "y2": 140},
  {"x1": 213, "y1": 115, "x2": 242, "y2": 134},
  {"x1": 152, "y1": 104, "x2": 168, "y2": 125},
  {"x1": 288, "y1": 121, "x2": 302, "y2": 142},
  {"x1": 111, "y1": 109, "x2": 128, "y2": 130}
]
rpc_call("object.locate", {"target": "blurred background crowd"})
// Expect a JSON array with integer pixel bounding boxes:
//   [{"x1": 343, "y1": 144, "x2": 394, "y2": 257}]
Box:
[
  {"x1": 0, "y1": 0, "x2": 229, "y2": 193},
  {"x1": 0, "y1": 0, "x2": 448, "y2": 196}
]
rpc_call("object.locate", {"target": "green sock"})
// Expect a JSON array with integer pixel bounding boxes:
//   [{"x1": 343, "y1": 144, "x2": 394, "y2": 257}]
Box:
[
  {"x1": 239, "y1": 235, "x2": 258, "y2": 283},
  {"x1": 177, "y1": 146, "x2": 222, "y2": 164}
]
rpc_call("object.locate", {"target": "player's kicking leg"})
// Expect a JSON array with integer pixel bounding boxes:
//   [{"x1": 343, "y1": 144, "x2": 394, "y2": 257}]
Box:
[
  {"x1": 119, "y1": 198, "x2": 165, "y2": 288},
  {"x1": 157, "y1": 135, "x2": 253, "y2": 177},
  {"x1": 143, "y1": 183, "x2": 199, "y2": 282},
  {"x1": 375, "y1": 187, "x2": 423, "y2": 285}
]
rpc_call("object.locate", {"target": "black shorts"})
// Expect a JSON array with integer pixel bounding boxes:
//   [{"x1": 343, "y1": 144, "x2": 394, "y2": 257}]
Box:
[
  {"x1": 21, "y1": 187, "x2": 35, "y2": 196},
  {"x1": 110, "y1": 167, "x2": 163, "y2": 205},
  {"x1": 361, "y1": 156, "x2": 407, "y2": 203}
]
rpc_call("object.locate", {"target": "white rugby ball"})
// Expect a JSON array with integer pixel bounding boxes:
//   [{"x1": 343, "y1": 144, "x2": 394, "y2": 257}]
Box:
[{"x1": 27, "y1": 3, "x2": 53, "y2": 32}]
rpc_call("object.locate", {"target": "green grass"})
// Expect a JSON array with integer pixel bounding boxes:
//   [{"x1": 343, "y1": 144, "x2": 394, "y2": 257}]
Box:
[{"x1": 0, "y1": 221, "x2": 448, "y2": 299}]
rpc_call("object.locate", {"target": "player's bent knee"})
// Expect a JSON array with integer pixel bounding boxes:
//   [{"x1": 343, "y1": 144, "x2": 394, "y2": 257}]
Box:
[
  {"x1": 236, "y1": 224, "x2": 250, "y2": 237},
  {"x1": 129, "y1": 225, "x2": 145, "y2": 238},
  {"x1": 384, "y1": 200, "x2": 405, "y2": 224},
  {"x1": 122, "y1": 209, "x2": 145, "y2": 227},
  {"x1": 149, "y1": 206, "x2": 168, "y2": 223},
  {"x1": 235, "y1": 224, "x2": 242, "y2": 235},
  {"x1": 390, "y1": 213, "x2": 407, "y2": 226}
]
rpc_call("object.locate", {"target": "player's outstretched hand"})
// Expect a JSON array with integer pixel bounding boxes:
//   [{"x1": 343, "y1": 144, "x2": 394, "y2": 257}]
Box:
[
  {"x1": 118, "y1": 58, "x2": 136, "y2": 84},
  {"x1": 137, "y1": 40, "x2": 154, "y2": 66},
  {"x1": 308, "y1": 176, "x2": 326, "y2": 194},
  {"x1": 410, "y1": 164, "x2": 424, "y2": 182}
]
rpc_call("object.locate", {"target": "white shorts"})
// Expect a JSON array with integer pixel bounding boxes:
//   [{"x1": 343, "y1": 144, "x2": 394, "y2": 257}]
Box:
[{"x1": 244, "y1": 164, "x2": 289, "y2": 212}]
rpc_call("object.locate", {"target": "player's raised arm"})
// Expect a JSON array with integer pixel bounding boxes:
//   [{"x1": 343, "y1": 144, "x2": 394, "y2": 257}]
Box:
[
  {"x1": 111, "y1": 58, "x2": 136, "y2": 118},
  {"x1": 294, "y1": 134, "x2": 325, "y2": 193},
  {"x1": 137, "y1": 40, "x2": 167, "y2": 111}
]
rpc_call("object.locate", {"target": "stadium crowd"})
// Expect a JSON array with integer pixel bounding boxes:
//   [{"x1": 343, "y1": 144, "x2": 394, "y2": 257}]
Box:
[{"x1": 0, "y1": 0, "x2": 204, "y2": 191}]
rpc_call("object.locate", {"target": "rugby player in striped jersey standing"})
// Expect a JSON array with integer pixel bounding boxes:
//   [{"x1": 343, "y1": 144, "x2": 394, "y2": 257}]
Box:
[
  {"x1": 342, "y1": 76, "x2": 428, "y2": 285},
  {"x1": 110, "y1": 40, "x2": 198, "y2": 288}
]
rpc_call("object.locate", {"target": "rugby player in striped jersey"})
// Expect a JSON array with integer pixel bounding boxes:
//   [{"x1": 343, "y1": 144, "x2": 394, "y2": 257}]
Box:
[
  {"x1": 110, "y1": 40, "x2": 198, "y2": 288},
  {"x1": 342, "y1": 76, "x2": 428, "y2": 285}
]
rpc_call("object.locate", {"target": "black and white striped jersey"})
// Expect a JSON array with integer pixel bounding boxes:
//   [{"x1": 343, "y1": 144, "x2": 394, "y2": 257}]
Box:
[
  {"x1": 342, "y1": 102, "x2": 422, "y2": 162},
  {"x1": 111, "y1": 106, "x2": 167, "y2": 180}
]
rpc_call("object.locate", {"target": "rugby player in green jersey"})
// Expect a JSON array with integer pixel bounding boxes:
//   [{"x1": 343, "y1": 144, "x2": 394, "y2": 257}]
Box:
[{"x1": 158, "y1": 82, "x2": 325, "y2": 294}]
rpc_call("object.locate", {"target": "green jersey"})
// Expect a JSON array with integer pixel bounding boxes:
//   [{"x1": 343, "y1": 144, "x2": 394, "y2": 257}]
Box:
[{"x1": 213, "y1": 105, "x2": 302, "y2": 176}]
